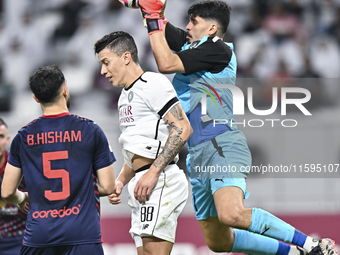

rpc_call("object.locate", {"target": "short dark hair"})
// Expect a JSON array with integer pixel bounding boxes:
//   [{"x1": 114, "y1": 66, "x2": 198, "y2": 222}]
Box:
[
  {"x1": 0, "y1": 118, "x2": 7, "y2": 128},
  {"x1": 29, "y1": 65, "x2": 65, "y2": 104},
  {"x1": 94, "y1": 31, "x2": 139, "y2": 64},
  {"x1": 188, "y1": 0, "x2": 232, "y2": 36}
]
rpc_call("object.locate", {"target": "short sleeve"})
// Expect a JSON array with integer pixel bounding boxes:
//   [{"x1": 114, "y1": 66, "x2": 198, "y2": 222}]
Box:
[
  {"x1": 165, "y1": 22, "x2": 188, "y2": 52},
  {"x1": 177, "y1": 38, "x2": 232, "y2": 75},
  {"x1": 143, "y1": 74, "x2": 179, "y2": 118},
  {"x1": 92, "y1": 124, "x2": 116, "y2": 171},
  {"x1": 7, "y1": 133, "x2": 22, "y2": 168}
]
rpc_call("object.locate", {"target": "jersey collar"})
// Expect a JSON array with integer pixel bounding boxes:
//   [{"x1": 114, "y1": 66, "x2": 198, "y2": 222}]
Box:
[
  {"x1": 41, "y1": 112, "x2": 70, "y2": 118},
  {"x1": 125, "y1": 73, "x2": 146, "y2": 91}
]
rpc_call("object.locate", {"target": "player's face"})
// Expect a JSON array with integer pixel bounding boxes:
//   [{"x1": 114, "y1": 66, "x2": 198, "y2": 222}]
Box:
[
  {"x1": 186, "y1": 15, "x2": 214, "y2": 42},
  {"x1": 0, "y1": 125, "x2": 10, "y2": 159},
  {"x1": 98, "y1": 48, "x2": 126, "y2": 88}
]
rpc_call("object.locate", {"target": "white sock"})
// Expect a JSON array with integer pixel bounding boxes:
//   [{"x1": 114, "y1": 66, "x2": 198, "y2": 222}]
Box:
[
  {"x1": 303, "y1": 237, "x2": 320, "y2": 252},
  {"x1": 288, "y1": 246, "x2": 305, "y2": 255}
]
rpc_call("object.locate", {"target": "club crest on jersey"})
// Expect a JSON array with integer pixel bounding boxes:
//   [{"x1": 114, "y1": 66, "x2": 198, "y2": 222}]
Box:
[
  {"x1": 189, "y1": 40, "x2": 199, "y2": 49},
  {"x1": 128, "y1": 91, "x2": 134, "y2": 102}
]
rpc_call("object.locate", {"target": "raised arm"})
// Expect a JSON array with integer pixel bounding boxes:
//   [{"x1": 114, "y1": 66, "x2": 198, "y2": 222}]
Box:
[
  {"x1": 149, "y1": 29, "x2": 185, "y2": 74},
  {"x1": 134, "y1": 102, "x2": 192, "y2": 204},
  {"x1": 138, "y1": 0, "x2": 186, "y2": 73}
]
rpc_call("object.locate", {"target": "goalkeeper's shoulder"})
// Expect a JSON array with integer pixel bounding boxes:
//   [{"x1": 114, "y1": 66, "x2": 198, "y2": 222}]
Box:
[{"x1": 164, "y1": 22, "x2": 188, "y2": 52}]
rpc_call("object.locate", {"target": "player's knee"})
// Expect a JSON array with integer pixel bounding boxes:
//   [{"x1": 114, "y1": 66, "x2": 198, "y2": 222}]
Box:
[{"x1": 218, "y1": 208, "x2": 244, "y2": 228}]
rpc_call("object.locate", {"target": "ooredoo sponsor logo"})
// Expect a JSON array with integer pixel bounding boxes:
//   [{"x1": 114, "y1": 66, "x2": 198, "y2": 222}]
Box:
[{"x1": 32, "y1": 204, "x2": 81, "y2": 219}]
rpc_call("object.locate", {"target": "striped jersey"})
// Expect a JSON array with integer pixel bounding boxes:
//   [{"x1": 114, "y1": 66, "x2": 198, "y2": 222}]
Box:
[
  {"x1": 7, "y1": 113, "x2": 116, "y2": 247},
  {"x1": 0, "y1": 151, "x2": 27, "y2": 239}
]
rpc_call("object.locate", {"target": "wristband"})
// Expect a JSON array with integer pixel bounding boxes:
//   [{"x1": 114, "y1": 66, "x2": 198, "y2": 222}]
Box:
[
  {"x1": 146, "y1": 19, "x2": 164, "y2": 35},
  {"x1": 17, "y1": 191, "x2": 25, "y2": 204}
]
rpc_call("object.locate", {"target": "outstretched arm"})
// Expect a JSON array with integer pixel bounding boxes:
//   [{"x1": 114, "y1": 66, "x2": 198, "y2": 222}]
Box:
[{"x1": 134, "y1": 103, "x2": 192, "y2": 204}]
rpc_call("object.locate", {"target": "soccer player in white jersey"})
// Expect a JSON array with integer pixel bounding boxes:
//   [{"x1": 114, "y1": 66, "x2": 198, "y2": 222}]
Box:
[{"x1": 94, "y1": 31, "x2": 192, "y2": 255}]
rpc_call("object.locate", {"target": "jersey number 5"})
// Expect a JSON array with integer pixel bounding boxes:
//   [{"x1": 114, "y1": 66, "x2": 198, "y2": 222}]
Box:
[{"x1": 42, "y1": 151, "x2": 70, "y2": 201}]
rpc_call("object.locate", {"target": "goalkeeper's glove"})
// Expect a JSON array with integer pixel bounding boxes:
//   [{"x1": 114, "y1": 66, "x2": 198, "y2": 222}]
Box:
[{"x1": 139, "y1": 0, "x2": 167, "y2": 35}]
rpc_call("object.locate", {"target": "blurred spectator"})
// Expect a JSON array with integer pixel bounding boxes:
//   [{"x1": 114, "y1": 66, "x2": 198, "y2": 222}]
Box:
[
  {"x1": 263, "y1": 59, "x2": 294, "y2": 108},
  {"x1": 51, "y1": 0, "x2": 88, "y2": 43},
  {"x1": 285, "y1": 0, "x2": 304, "y2": 20},
  {"x1": 17, "y1": 11, "x2": 47, "y2": 74},
  {"x1": 315, "y1": 0, "x2": 339, "y2": 35},
  {"x1": 309, "y1": 35, "x2": 340, "y2": 78},
  {"x1": 276, "y1": 38, "x2": 305, "y2": 76},
  {"x1": 309, "y1": 34, "x2": 340, "y2": 105},
  {"x1": 262, "y1": 3, "x2": 304, "y2": 44},
  {"x1": 0, "y1": 18, "x2": 8, "y2": 61},
  {"x1": 0, "y1": 65, "x2": 13, "y2": 112},
  {"x1": 297, "y1": 56, "x2": 324, "y2": 109},
  {"x1": 0, "y1": 0, "x2": 339, "y2": 112},
  {"x1": 328, "y1": 6, "x2": 340, "y2": 45},
  {"x1": 2, "y1": 37, "x2": 32, "y2": 91},
  {"x1": 298, "y1": 55, "x2": 320, "y2": 78},
  {"x1": 243, "y1": 6, "x2": 263, "y2": 33},
  {"x1": 252, "y1": 0, "x2": 270, "y2": 19},
  {"x1": 61, "y1": 7, "x2": 107, "y2": 96}
]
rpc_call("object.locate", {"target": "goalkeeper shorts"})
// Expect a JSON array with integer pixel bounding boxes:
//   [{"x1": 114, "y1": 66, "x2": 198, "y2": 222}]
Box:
[{"x1": 187, "y1": 130, "x2": 251, "y2": 220}]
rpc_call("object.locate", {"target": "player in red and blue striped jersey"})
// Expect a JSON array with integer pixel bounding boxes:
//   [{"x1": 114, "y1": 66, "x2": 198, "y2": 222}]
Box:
[
  {"x1": 1, "y1": 65, "x2": 116, "y2": 255},
  {"x1": 0, "y1": 118, "x2": 27, "y2": 255}
]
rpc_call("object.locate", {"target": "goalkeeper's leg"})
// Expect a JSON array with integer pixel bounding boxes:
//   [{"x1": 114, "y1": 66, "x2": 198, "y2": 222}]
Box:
[
  {"x1": 198, "y1": 217, "x2": 307, "y2": 255},
  {"x1": 211, "y1": 186, "x2": 336, "y2": 254}
]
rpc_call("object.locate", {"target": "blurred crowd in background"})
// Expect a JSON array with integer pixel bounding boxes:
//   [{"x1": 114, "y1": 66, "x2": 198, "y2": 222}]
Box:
[
  {"x1": 0, "y1": 0, "x2": 340, "y2": 112},
  {"x1": 1, "y1": 0, "x2": 340, "y2": 226}
]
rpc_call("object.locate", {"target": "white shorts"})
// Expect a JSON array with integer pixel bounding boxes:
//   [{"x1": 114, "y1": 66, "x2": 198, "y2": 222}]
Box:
[{"x1": 127, "y1": 163, "x2": 188, "y2": 247}]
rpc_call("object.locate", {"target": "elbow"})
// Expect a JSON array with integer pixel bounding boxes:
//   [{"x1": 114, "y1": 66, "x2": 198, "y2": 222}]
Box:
[
  {"x1": 99, "y1": 182, "x2": 115, "y2": 197},
  {"x1": 157, "y1": 62, "x2": 174, "y2": 74},
  {"x1": 100, "y1": 187, "x2": 115, "y2": 197},
  {"x1": 100, "y1": 190, "x2": 112, "y2": 197},
  {"x1": 183, "y1": 122, "x2": 193, "y2": 142},
  {"x1": 157, "y1": 65, "x2": 169, "y2": 74},
  {"x1": 1, "y1": 189, "x2": 13, "y2": 202}
]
